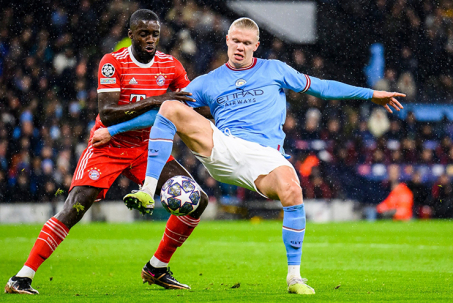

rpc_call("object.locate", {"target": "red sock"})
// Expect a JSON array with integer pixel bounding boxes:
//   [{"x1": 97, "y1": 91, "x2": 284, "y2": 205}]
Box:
[
  {"x1": 154, "y1": 215, "x2": 200, "y2": 263},
  {"x1": 24, "y1": 217, "x2": 69, "y2": 271}
]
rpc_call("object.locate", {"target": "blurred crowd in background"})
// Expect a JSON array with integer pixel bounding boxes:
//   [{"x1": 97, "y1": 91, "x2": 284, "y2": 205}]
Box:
[{"x1": 0, "y1": 0, "x2": 452, "y2": 219}]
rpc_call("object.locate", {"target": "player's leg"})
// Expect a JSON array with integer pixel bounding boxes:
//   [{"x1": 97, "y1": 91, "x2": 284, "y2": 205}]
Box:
[
  {"x1": 6, "y1": 143, "x2": 128, "y2": 295},
  {"x1": 255, "y1": 166, "x2": 315, "y2": 295},
  {"x1": 54, "y1": 186, "x2": 101, "y2": 227},
  {"x1": 124, "y1": 150, "x2": 208, "y2": 289},
  {"x1": 133, "y1": 100, "x2": 213, "y2": 198},
  {"x1": 255, "y1": 165, "x2": 302, "y2": 205},
  {"x1": 142, "y1": 160, "x2": 208, "y2": 289},
  {"x1": 5, "y1": 186, "x2": 100, "y2": 295}
]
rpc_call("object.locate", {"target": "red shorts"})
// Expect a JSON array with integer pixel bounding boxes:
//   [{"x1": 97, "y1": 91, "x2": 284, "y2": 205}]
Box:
[{"x1": 70, "y1": 142, "x2": 175, "y2": 200}]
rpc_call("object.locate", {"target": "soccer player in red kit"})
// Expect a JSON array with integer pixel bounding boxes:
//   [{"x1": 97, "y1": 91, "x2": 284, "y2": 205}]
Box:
[{"x1": 5, "y1": 9, "x2": 208, "y2": 295}]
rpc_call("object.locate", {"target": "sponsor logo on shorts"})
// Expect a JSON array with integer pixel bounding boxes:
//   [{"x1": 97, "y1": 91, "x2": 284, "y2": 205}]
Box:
[
  {"x1": 100, "y1": 78, "x2": 116, "y2": 84},
  {"x1": 101, "y1": 63, "x2": 115, "y2": 77},
  {"x1": 88, "y1": 168, "x2": 101, "y2": 180}
]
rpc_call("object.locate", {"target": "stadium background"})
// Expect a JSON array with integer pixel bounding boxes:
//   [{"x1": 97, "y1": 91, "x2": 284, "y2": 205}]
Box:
[{"x1": 0, "y1": 0, "x2": 452, "y2": 220}]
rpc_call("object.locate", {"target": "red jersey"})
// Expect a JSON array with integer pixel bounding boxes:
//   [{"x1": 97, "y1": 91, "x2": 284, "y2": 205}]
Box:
[{"x1": 96, "y1": 46, "x2": 190, "y2": 148}]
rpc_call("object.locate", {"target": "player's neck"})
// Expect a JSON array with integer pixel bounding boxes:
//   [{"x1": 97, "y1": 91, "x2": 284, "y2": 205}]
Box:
[
  {"x1": 131, "y1": 47, "x2": 154, "y2": 64},
  {"x1": 227, "y1": 58, "x2": 256, "y2": 70}
]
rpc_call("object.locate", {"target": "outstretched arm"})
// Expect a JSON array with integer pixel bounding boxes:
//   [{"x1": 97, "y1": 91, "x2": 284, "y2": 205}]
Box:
[
  {"x1": 305, "y1": 77, "x2": 404, "y2": 113},
  {"x1": 91, "y1": 105, "x2": 212, "y2": 147},
  {"x1": 98, "y1": 91, "x2": 195, "y2": 126},
  {"x1": 91, "y1": 109, "x2": 158, "y2": 147}
]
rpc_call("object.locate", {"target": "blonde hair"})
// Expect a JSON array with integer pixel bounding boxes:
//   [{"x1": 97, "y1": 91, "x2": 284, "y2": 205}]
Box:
[{"x1": 228, "y1": 17, "x2": 260, "y2": 40}]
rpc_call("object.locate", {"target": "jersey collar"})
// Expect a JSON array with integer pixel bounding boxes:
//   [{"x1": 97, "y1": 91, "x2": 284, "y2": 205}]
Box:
[
  {"x1": 225, "y1": 57, "x2": 257, "y2": 71},
  {"x1": 128, "y1": 46, "x2": 155, "y2": 68}
]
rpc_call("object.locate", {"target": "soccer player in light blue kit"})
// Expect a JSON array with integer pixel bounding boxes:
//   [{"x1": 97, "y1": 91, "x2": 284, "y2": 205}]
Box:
[{"x1": 92, "y1": 17, "x2": 404, "y2": 294}]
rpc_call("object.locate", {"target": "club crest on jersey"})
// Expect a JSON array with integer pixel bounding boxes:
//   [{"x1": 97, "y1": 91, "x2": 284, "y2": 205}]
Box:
[
  {"x1": 88, "y1": 168, "x2": 101, "y2": 180},
  {"x1": 236, "y1": 79, "x2": 246, "y2": 87},
  {"x1": 101, "y1": 63, "x2": 115, "y2": 77},
  {"x1": 156, "y1": 75, "x2": 166, "y2": 86}
]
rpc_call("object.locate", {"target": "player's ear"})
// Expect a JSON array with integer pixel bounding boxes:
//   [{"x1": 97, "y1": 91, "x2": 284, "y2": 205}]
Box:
[
  {"x1": 254, "y1": 41, "x2": 260, "y2": 51},
  {"x1": 128, "y1": 29, "x2": 133, "y2": 39},
  {"x1": 226, "y1": 35, "x2": 229, "y2": 45}
]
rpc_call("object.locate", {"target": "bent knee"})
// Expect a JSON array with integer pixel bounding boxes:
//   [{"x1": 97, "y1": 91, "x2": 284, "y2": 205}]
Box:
[
  {"x1": 188, "y1": 191, "x2": 209, "y2": 219},
  {"x1": 279, "y1": 181, "x2": 303, "y2": 206},
  {"x1": 160, "y1": 100, "x2": 187, "y2": 119},
  {"x1": 286, "y1": 182, "x2": 302, "y2": 198}
]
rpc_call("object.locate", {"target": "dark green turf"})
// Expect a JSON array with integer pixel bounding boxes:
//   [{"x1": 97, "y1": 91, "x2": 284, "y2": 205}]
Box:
[{"x1": 1, "y1": 220, "x2": 452, "y2": 302}]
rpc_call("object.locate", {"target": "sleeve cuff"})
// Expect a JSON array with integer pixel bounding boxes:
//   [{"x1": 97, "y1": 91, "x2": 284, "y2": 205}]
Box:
[{"x1": 97, "y1": 88, "x2": 121, "y2": 93}]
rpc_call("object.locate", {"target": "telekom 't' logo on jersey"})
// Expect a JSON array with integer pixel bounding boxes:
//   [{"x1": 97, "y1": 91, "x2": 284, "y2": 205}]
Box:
[{"x1": 130, "y1": 94, "x2": 146, "y2": 103}]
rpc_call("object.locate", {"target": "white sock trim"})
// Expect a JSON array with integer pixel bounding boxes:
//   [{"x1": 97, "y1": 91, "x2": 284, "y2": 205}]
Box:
[
  {"x1": 287, "y1": 265, "x2": 301, "y2": 283},
  {"x1": 150, "y1": 255, "x2": 168, "y2": 268},
  {"x1": 143, "y1": 176, "x2": 158, "y2": 196},
  {"x1": 17, "y1": 265, "x2": 35, "y2": 279}
]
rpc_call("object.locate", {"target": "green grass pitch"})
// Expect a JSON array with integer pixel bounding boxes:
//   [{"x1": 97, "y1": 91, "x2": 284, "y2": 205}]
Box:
[{"x1": 1, "y1": 220, "x2": 452, "y2": 302}]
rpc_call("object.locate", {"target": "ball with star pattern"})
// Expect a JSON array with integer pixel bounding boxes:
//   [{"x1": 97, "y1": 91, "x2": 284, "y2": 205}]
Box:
[{"x1": 160, "y1": 175, "x2": 201, "y2": 216}]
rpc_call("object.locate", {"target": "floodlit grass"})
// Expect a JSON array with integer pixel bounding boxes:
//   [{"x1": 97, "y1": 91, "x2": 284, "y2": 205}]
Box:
[{"x1": 1, "y1": 220, "x2": 452, "y2": 302}]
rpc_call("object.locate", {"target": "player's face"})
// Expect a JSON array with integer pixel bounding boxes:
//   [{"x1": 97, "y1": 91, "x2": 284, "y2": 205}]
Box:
[
  {"x1": 128, "y1": 20, "x2": 160, "y2": 63},
  {"x1": 226, "y1": 26, "x2": 260, "y2": 69}
]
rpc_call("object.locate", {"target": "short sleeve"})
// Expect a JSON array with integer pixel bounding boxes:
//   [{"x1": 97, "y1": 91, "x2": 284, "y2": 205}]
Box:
[
  {"x1": 169, "y1": 58, "x2": 191, "y2": 91},
  {"x1": 97, "y1": 54, "x2": 121, "y2": 93},
  {"x1": 184, "y1": 75, "x2": 208, "y2": 108},
  {"x1": 275, "y1": 61, "x2": 311, "y2": 93}
]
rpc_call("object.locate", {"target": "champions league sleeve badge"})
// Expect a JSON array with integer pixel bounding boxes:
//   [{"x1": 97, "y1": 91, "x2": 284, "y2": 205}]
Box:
[{"x1": 101, "y1": 63, "x2": 115, "y2": 78}]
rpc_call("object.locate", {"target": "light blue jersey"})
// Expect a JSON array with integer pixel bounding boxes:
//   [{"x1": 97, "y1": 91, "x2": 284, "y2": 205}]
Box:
[
  {"x1": 185, "y1": 58, "x2": 373, "y2": 152},
  {"x1": 108, "y1": 58, "x2": 374, "y2": 151}
]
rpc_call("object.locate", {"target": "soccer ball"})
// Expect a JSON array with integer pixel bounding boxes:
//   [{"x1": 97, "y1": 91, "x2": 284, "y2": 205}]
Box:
[{"x1": 160, "y1": 175, "x2": 201, "y2": 216}]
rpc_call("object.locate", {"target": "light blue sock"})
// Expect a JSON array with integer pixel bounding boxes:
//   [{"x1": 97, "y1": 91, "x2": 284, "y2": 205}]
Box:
[
  {"x1": 282, "y1": 204, "x2": 306, "y2": 265},
  {"x1": 145, "y1": 114, "x2": 177, "y2": 179}
]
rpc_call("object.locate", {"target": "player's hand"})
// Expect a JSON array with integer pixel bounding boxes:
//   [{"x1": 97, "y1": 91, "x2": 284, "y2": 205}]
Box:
[
  {"x1": 371, "y1": 91, "x2": 405, "y2": 113},
  {"x1": 157, "y1": 91, "x2": 195, "y2": 104},
  {"x1": 91, "y1": 128, "x2": 112, "y2": 147}
]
